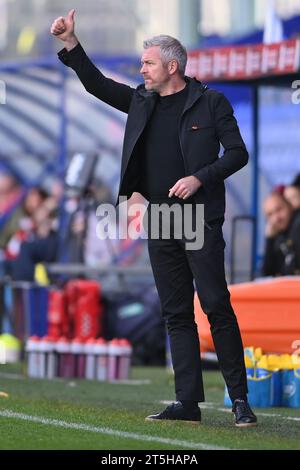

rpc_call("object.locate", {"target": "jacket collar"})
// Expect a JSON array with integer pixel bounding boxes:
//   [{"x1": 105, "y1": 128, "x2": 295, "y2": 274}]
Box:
[
  {"x1": 182, "y1": 77, "x2": 208, "y2": 114},
  {"x1": 136, "y1": 84, "x2": 157, "y2": 99},
  {"x1": 136, "y1": 77, "x2": 208, "y2": 112}
]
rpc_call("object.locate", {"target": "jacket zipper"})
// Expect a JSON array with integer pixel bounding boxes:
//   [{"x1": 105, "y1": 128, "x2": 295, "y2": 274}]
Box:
[
  {"x1": 178, "y1": 105, "x2": 212, "y2": 231},
  {"x1": 178, "y1": 110, "x2": 189, "y2": 176},
  {"x1": 178, "y1": 84, "x2": 207, "y2": 173}
]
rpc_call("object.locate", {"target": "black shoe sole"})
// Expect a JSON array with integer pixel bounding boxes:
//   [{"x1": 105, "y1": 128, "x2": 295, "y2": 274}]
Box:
[
  {"x1": 235, "y1": 421, "x2": 258, "y2": 428},
  {"x1": 145, "y1": 417, "x2": 201, "y2": 425}
]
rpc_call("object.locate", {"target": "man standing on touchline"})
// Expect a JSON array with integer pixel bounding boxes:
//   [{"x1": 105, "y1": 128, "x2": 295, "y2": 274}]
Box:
[{"x1": 51, "y1": 9, "x2": 257, "y2": 427}]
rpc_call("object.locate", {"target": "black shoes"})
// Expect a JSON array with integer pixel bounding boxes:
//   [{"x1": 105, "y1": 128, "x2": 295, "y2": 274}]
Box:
[
  {"x1": 145, "y1": 402, "x2": 201, "y2": 425},
  {"x1": 232, "y1": 399, "x2": 258, "y2": 427},
  {"x1": 145, "y1": 399, "x2": 257, "y2": 427}
]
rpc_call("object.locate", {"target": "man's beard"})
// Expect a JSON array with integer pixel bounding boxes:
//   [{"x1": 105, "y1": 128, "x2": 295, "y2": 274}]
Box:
[{"x1": 145, "y1": 81, "x2": 159, "y2": 92}]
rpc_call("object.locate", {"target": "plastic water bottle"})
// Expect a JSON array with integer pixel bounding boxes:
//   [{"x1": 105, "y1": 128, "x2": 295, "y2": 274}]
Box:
[
  {"x1": 256, "y1": 356, "x2": 272, "y2": 407},
  {"x1": 44, "y1": 336, "x2": 57, "y2": 379},
  {"x1": 84, "y1": 338, "x2": 96, "y2": 380},
  {"x1": 70, "y1": 338, "x2": 86, "y2": 378},
  {"x1": 107, "y1": 339, "x2": 122, "y2": 382},
  {"x1": 56, "y1": 337, "x2": 73, "y2": 378},
  {"x1": 118, "y1": 339, "x2": 132, "y2": 380},
  {"x1": 94, "y1": 338, "x2": 108, "y2": 382},
  {"x1": 26, "y1": 336, "x2": 40, "y2": 378},
  {"x1": 244, "y1": 355, "x2": 254, "y2": 378},
  {"x1": 37, "y1": 336, "x2": 48, "y2": 379}
]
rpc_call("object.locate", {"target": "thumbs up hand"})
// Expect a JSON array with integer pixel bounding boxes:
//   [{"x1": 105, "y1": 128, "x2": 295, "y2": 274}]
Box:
[{"x1": 50, "y1": 9, "x2": 78, "y2": 49}]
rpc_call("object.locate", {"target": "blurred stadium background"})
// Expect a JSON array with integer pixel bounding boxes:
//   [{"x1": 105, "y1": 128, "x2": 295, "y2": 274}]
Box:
[
  {"x1": 1, "y1": 0, "x2": 300, "y2": 280},
  {"x1": 1, "y1": 0, "x2": 300, "y2": 451}
]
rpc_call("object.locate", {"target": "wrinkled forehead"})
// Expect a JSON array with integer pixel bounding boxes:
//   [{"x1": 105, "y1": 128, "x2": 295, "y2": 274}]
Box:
[{"x1": 141, "y1": 46, "x2": 162, "y2": 62}]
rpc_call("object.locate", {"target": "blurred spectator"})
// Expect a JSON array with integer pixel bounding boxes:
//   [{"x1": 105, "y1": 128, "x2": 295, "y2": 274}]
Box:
[
  {"x1": 72, "y1": 182, "x2": 144, "y2": 267},
  {"x1": 5, "y1": 187, "x2": 56, "y2": 261},
  {"x1": 0, "y1": 169, "x2": 25, "y2": 252},
  {"x1": 262, "y1": 192, "x2": 300, "y2": 276},
  {"x1": 273, "y1": 184, "x2": 285, "y2": 196},
  {"x1": 23, "y1": 187, "x2": 49, "y2": 215},
  {"x1": 82, "y1": 179, "x2": 119, "y2": 266},
  {"x1": 11, "y1": 178, "x2": 144, "y2": 281},
  {"x1": 11, "y1": 187, "x2": 59, "y2": 281},
  {"x1": 283, "y1": 173, "x2": 300, "y2": 210},
  {"x1": 117, "y1": 192, "x2": 147, "y2": 267},
  {"x1": 5, "y1": 188, "x2": 48, "y2": 254}
]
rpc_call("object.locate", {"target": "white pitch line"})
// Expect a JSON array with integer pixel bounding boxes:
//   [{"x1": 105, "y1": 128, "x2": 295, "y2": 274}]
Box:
[
  {"x1": 0, "y1": 410, "x2": 230, "y2": 451},
  {"x1": 160, "y1": 401, "x2": 300, "y2": 422},
  {"x1": 109, "y1": 379, "x2": 152, "y2": 385},
  {"x1": 0, "y1": 373, "x2": 151, "y2": 386},
  {"x1": 0, "y1": 372, "x2": 24, "y2": 380}
]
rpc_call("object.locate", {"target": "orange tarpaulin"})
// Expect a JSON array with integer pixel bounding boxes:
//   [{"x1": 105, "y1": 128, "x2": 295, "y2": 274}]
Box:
[{"x1": 194, "y1": 277, "x2": 300, "y2": 355}]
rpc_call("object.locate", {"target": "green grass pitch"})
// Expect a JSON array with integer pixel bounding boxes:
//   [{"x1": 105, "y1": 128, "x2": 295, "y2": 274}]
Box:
[{"x1": 0, "y1": 364, "x2": 299, "y2": 450}]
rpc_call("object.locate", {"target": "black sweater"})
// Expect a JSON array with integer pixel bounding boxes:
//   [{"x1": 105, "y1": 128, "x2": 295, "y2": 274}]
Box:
[{"x1": 140, "y1": 85, "x2": 188, "y2": 200}]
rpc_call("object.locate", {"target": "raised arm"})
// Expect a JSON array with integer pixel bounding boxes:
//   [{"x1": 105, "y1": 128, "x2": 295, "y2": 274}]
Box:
[
  {"x1": 50, "y1": 9, "x2": 135, "y2": 113},
  {"x1": 50, "y1": 9, "x2": 79, "y2": 51}
]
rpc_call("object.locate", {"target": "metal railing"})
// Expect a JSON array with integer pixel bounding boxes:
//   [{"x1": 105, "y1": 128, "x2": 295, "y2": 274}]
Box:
[{"x1": 230, "y1": 215, "x2": 256, "y2": 284}]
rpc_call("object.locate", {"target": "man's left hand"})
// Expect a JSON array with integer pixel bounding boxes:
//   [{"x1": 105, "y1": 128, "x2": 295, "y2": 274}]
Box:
[{"x1": 169, "y1": 176, "x2": 202, "y2": 200}]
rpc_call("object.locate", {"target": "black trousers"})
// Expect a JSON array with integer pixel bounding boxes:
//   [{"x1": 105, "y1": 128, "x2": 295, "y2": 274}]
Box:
[{"x1": 145, "y1": 203, "x2": 248, "y2": 403}]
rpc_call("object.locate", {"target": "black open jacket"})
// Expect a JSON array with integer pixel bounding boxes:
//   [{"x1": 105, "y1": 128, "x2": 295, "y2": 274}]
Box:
[{"x1": 58, "y1": 43, "x2": 249, "y2": 221}]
